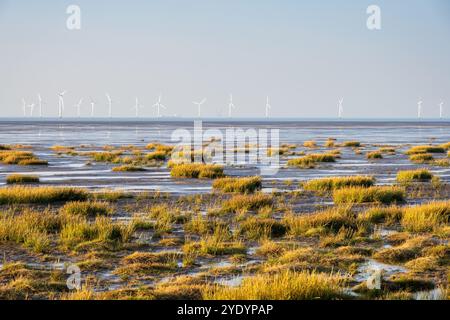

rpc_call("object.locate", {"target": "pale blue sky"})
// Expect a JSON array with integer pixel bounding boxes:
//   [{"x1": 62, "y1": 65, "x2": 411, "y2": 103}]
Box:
[{"x1": 0, "y1": 0, "x2": 449, "y2": 118}]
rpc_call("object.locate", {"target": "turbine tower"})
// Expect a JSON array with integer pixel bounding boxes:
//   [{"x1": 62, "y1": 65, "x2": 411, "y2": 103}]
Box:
[
  {"x1": 58, "y1": 90, "x2": 67, "y2": 118},
  {"x1": 153, "y1": 94, "x2": 166, "y2": 118},
  {"x1": 106, "y1": 93, "x2": 113, "y2": 118},
  {"x1": 132, "y1": 97, "x2": 143, "y2": 117},
  {"x1": 37, "y1": 94, "x2": 44, "y2": 117},
  {"x1": 74, "y1": 98, "x2": 83, "y2": 118},
  {"x1": 417, "y1": 100, "x2": 423, "y2": 119},
  {"x1": 90, "y1": 98, "x2": 96, "y2": 117},
  {"x1": 21, "y1": 98, "x2": 27, "y2": 117},
  {"x1": 338, "y1": 98, "x2": 344, "y2": 119},
  {"x1": 439, "y1": 101, "x2": 444, "y2": 119},
  {"x1": 28, "y1": 103, "x2": 35, "y2": 117},
  {"x1": 228, "y1": 94, "x2": 236, "y2": 117},
  {"x1": 193, "y1": 98, "x2": 206, "y2": 117},
  {"x1": 265, "y1": 96, "x2": 271, "y2": 118}
]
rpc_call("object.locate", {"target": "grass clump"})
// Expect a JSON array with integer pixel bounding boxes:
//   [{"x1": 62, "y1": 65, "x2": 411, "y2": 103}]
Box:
[
  {"x1": 183, "y1": 238, "x2": 246, "y2": 257},
  {"x1": 409, "y1": 153, "x2": 433, "y2": 163},
  {"x1": 0, "y1": 186, "x2": 88, "y2": 205},
  {"x1": 401, "y1": 201, "x2": 450, "y2": 232},
  {"x1": 112, "y1": 165, "x2": 146, "y2": 172},
  {"x1": 373, "y1": 236, "x2": 435, "y2": 264},
  {"x1": 6, "y1": 174, "x2": 39, "y2": 184},
  {"x1": 333, "y1": 186, "x2": 405, "y2": 205},
  {"x1": 433, "y1": 159, "x2": 449, "y2": 167},
  {"x1": 379, "y1": 147, "x2": 396, "y2": 153},
  {"x1": 303, "y1": 176, "x2": 375, "y2": 192},
  {"x1": 342, "y1": 141, "x2": 361, "y2": 147},
  {"x1": 283, "y1": 207, "x2": 357, "y2": 237},
  {"x1": 170, "y1": 163, "x2": 224, "y2": 179},
  {"x1": 146, "y1": 151, "x2": 167, "y2": 161},
  {"x1": 221, "y1": 193, "x2": 273, "y2": 213},
  {"x1": 358, "y1": 206, "x2": 403, "y2": 225},
  {"x1": 406, "y1": 145, "x2": 445, "y2": 155},
  {"x1": 0, "y1": 210, "x2": 60, "y2": 253},
  {"x1": 396, "y1": 169, "x2": 433, "y2": 183},
  {"x1": 238, "y1": 218, "x2": 287, "y2": 240},
  {"x1": 366, "y1": 151, "x2": 383, "y2": 159},
  {"x1": 60, "y1": 201, "x2": 112, "y2": 217},
  {"x1": 212, "y1": 176, "x2": 262, "y2": 193},
  {"x1": 60, "y1": 217, "x2": 133, "y2": 250},
  {"x1": 203, "y1": 270, "x2": 346, "y2": 300},
  {"x1": 90, "y1": 151, "x2": 122, "y2": 162},
  {"x1": 0, "y1": 151, "x2": 47, "y2": 166},
  {"x1": 288, "y1": 153, "x2": 335, "y2": 169},
  {"x1": 303, "y1": 141, "x2": 317, "y2": 148},
  {"x1": 115, "y1": 251, "x2": 180, "y2": 276}
]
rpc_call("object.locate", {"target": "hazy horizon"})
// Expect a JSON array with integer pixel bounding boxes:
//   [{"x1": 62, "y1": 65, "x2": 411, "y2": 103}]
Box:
[{"x1": 1, "y1": 0, "x2": 449, "y2": 118}]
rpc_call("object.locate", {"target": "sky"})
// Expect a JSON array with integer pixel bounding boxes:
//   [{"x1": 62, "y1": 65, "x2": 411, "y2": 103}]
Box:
[{"x1": 0, "y1": 0, "x2": 449, "y2": 118}]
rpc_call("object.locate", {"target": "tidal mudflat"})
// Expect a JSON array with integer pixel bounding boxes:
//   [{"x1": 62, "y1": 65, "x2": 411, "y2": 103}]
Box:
[{"x1": 0, "y1": 120, "x2": 449, "y2": 300}]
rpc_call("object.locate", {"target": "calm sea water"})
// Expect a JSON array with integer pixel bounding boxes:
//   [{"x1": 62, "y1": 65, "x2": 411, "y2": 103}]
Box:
[{"x1": 0, "y1": 120, "x2": 449, "y2": 193}]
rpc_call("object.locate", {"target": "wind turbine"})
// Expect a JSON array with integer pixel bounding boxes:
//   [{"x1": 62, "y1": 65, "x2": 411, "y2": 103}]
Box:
[
  {"x1": 132, "y1": 97, "x2": 143, "y2": 117},
  {"x1": 90, "y1": 98, "x2": 96, "y2": 117},
  {"x1": 28, "y1": 103, "x2": 35, "y2": 117},
  {"x1": 338, "y1": 98, "x2": 344, "y2": 119},
  {"x1": 417, "y1": 100, "x2": 423, "y2": 119},
  {"x1": 74, "y1": 98, "x2": 83, "y2": 117},
  {"x1": 152, "y1": 94, "x2": 166, "y2": 118},
  {"x1": 193, "y1": 98, "x2": 207, "y2": 117},
  {"x1": 439, "y1": 101, "x2": 444, "y2": 119},
  {"x1": 21, "y1": 98, "x2": 27, "y2": 117},
  {"x1": 37, "y1": 94, "x2": 44, "y2": 117},
  {"x1": 105, "y1": 93, "x2": 113, "y2": 118},
  {"x1": 58, "y1": 90, "x2": 67, "y2": 118},
  {"x1": 228, "y1": 94, "x2": 236, "y2": 117},
  {"x1": 265, "y1": 96, "x2": 271, "y2": 118}
]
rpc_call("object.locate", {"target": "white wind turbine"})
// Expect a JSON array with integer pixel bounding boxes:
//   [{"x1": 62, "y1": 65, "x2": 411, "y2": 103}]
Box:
[
  {"x1": 228, "y1": 94, "x2": 236, "y2": 117},
  {"x1": 193, "y1": 98, "x2": 207, "y2": 117},
  {"x1": 58, "y1": 90, "x2": 67, "y2": 118},
  {"x1": 90, "y1": 98, "x2": 96, "y2": 117},
  {"x1": 265, "y1": 96, "x2": 271, "y2": 118},
  {"x1": 152, "y1": 94, "x2": 166, "y2": 118},
  {"x1": 132, "y1": 97, "x2": 143, "y2": 117},
  {"x1": 28, "y1": 103, "x2": 35, "y2": 117},
  {"x1": 417, "y1": 100, "x2": 423, "y2": 119},
  {"x1": 439, "y1": 101, "x2": 444, "y2": 119},
  {"x1": 21, "y1": 98, "x2": 27, "y2": 117},
  {"x1": 338, "y1": 98, "x2": 344, "y2": 119},
  {"x1": 74, "y1": 98, "x2": 83, "y2": 117},
  {"x1": 105, "y1": 93, "x2": 113, "y2": 118},
  {"x1": 37, "y1": 94, "x2": 44, "y2": 117}
]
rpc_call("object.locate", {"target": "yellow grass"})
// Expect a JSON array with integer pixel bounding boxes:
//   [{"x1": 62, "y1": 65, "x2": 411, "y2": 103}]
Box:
[
  {"x1": 0, "y1": 186, "x2": 88, "y2": 204},
  {"x1": 203, "y1": 270, "x2": 346, "y2": 300},
  {"x1": 401, "y1": 201, "x2": 450, "y2": 232},
  {"x1": 59, "y1": 201, "x2": 112, "y2": 217},
  {"x1": 333, "y1": 186, "x2": 405, "y2": 204},
  {"x1": 6, "y1": 174, "x2": 39, "y2": 184},
  {"x1": 396, "y1": 169, "x2": 433, "y2": 183},
  {"x1": 170, "y1": 163, "x2": 224, "y2": 179},
  {"x1": 112, "y1": 165, "x2": 146, "y2": 172},
  {"x1": 303, "y1": 176, "x2": 375, "y2": 192},
  {"x1": 221, "y1": 193, "x2": 273, "y2": 213},
  {"x1": 212, "y1": 176, "x2": 262, "y2": 193},
  {"x1": 406, "y1": 145, "x2": 445, "y2": 155}
]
